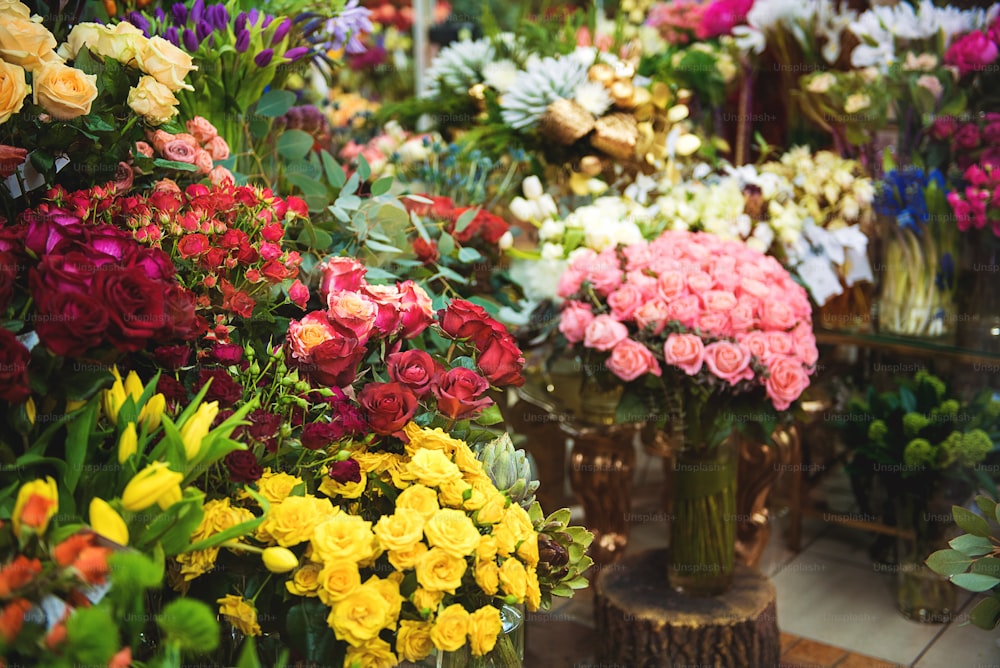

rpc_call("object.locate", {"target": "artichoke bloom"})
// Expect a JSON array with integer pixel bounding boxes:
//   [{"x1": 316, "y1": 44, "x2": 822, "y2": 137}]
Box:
[
  {"x1": 117, "y1": 422, "x2": 138, "y2": 464},
  {"x1": 122, "y1": 462, "x2": 183, "y2": 512},
  {"x1": 178, "y1": 401, "x2": 219, "y2": 461},
  {"x1": 89, "y1": 498, "x2": 129, "y2": 546},
  {"x1": 12, "y1": 477, "x2": 58, "y2": 538},
  {"x1": 138, "y1": 393, "x2": 166, "y2": 431},
  {"x1": 262, "y1": 546, "x2": 299, "y2": 573}
]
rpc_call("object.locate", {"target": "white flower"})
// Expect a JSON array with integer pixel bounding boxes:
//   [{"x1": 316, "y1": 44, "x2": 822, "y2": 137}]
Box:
[
  {"x1": 747, "y1": 0, "x2": 816, "y2": 32},
  {"x1": 397, "y1": 138, "x2": 429, "y2": 163},
  {"x1": 853, "y1": 179, "x2": 875, "y2": 205},
  {"x1": 583, "y1": 220, "x2": 616, "y2": 252},
  {"x1": 521, "y1": 175, "x2": 544, "y2": 200},
  {"x1": 498, "y1": 230, "x2": 514, "y2": 250},
  {"x1": 806, "y1": 72, "x2": 836, "y2": 94},
  {"x1": 537, "y1": 194, "x2": 558, "y2": 218},
  {"x1": 482, "y1": 59, "x2": 520, "y2": 93},
  {"x1": 613, "y1": 221, "x2": 643, "y2": 247},
  {"x1": 841, "y1": 196, "x2": 860, "y2": 221},
  {"x1": 574, "y1": 81, "x2": 613, "y2": 117},
  {"x1": 732, "y1": 25, "x2": 766, "y2": 55},
  {"x1": 735, "y1": 214, "x2": 753, "y2": 238},
  {"x1": 508, "y1": 197, "x2": 538, "y2": 222},
  {"x1": 844, "y1": 93, "x2": 870, "y2": 114},
  {"x1": 916, "y1": 74, "x2": 943, "y2": 102},
  {"x1": 538, "y1": 219, "x2": 565, "y2": 241},
  {"x1": 541, "y1": 242, "x2": 565, "y2": 260}
]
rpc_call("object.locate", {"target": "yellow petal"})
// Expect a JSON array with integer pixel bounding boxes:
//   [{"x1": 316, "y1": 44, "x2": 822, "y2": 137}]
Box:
[{"x1": 89, "y1": 497, "x2": 129, "y2": 546}]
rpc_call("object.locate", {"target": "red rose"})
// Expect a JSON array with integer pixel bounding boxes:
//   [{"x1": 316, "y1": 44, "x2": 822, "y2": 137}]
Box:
[
  {"x1": 202, "y1": 247, "x2": 227, "y2": 271},
  {"x1": 156, "y1": 375, "x2": 188, "y2": 407},
  {"x1": 99, "y1": 266, "x2": 169, "y2": 351},
  {"x1": 209, "y1": 344, "x2": 244, "y2": 365},
  {"x1": 476, "y1": 330, "x2": 525, "y2": 387},
  {"x1": 386, "y1": 349, "x2": 438, "y2": 397},
  {"x1": 197, "y1": 368, "x2": 244, "y2": 406},
  {"x1": 358, "y1": 382, "x2": 418, "y2": 436},
  {"x1": 413, "y1": 237, "x2": 439, "y2": 265},
  {"x1": 261, "y1": 223, "x2": 285, "y2": 242},
  {"x1": 0, "y1": 252, "x2": 17, "y2": 311},
  {"x1": 220, "y1": 281, "x2": 255, "y2": 318},
  {"x1": 0, "y1": 329, "x2": 30, "y2": 403},
  {"x1": 438, "y1": 299, "x2": 494, "y2": 345},
  {"x1": 301, "y1": 421, "x2": 344, "y2": 450},
  {"x1": 328, "y1": 458, "x2": 362, "y2": 483},
  {"x1": 31, "y1": 252, "x2": 101, "y2": 295},
  {"x1": 152, "y1": 344, "x2": 192, "y2": 370},
  {"x1": 245, "y1": 409, "x2": 282, "y2": 444},
  {"x1": 33, "y1": 290, "x2": 109, "y2": 357},
  {"x1": 433, "y1": 367, "x2": 492, "y2": 420},
  {"x1": 177, "y1": 233, "x2": 210, "y2": 258},
  {"x1": 225, "y1": 450, "x2": 263, "y2": 483},
  {"x1": 261, "y1": 259, "x2": 292, "y2": 283},
  {"x1": 162, "y1": 286, "x2": 207, "y2": 340},
  {"x1": 306, "y1": 335, "x2": 366, "y2": 386}
]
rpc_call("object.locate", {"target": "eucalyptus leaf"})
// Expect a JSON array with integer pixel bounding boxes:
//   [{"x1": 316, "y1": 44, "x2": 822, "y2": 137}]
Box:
[
  {"x1": 954, "y1": 506, "x2": 992, "y2": 537},
  {"x1": 926, "y1": 548, "x2": 973, "y2": 576},
  {"x1": 951, "y1": 573, "x2": 1000, "y2": 592},
  {"x1": 949, "y1": 534, "x2": 994, "y2": 557},
  {"x1": 277, "y1": 130, "x2": 316, "y2": 160},
  {"x1": 371, "y1": 176, "x2": 394, "y2": 196},
  {"x1": 255, "y1": 90, "x2": 296, "y2": 117},
  {"x1": 972, "y1": 557, "x2": 1000, "y2": 578},
  {"x1": 969, "y1": 595, "x2": 1000, "y2": 630}
]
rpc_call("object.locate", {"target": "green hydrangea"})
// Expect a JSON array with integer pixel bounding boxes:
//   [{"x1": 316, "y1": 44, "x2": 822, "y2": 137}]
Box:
[
  {"x1": 904, "y1": 438, "x2": 936, "y2": 469},
  {"x1": 938, "y1": 431, "x2": 963, "y2": 469},
  {"x1": 937, "y1": 399, "x2": 960, "y2": 416},
  {"x1": 958, "y1": 429, "x2": 994, "y2": 467},
  {"x1": 915, "y1": 370, "x2": 946, "y2": 401},
  {"x1": 985, "y1": 399, "x2": 1000, "y2": 421},
  {"x1": 903, "y1": 412, "x2": 930, "y2": 438},
  {"x1": 868, "y1": 419, "x2": 889, "y2": 445}
]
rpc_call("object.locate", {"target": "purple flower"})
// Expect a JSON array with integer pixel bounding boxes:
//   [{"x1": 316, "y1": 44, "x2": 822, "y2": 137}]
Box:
[
  {"x1": 272, "y1": 18, "x2": 292, "y2": 45},
  {"x1": 283, "y1": 46, "x2": 309, "y2": 61},
  {"x1": 254, "y1": 48, "x2": 274, "y2": 67},
  {"x1": 262, "y1": 15, "x2": 275, "y2": 29},
  {"x1": 182, "y1": 28, "x2": 198, "y2": 52},
  {"x1": 171, "y1": 2, "x2": 188, "y2": 25},
  {"x1": 154, "y1": 8, "x2": 166, "y2": 23},
  {"x1": 320, "y1": 0, "x2": 373, "y2": 55},
  {"x1": 235, "y1": 11, "x2": 248, "y2": 33},
  {"x1": 235, "y1": 29, "x2": 250, "y2": 53},
  {"x1": 207, "y1": 4, "x2": 229, "y2": 30},
  {"x1": 127, "y1": 11, "x2": 151, "y2": 36},
  {"x1": 195, "y1": 20, "x2": 213, "y2": 43},
  {"x1": 247, "y1": 9, "x2": 260, "y2": 27},
  {"x1": 164, "y1": 26, "x2": 180, "y2": 46},
  {"x1": 190, "y1": 0, "x2": 205, "y2": 24}
]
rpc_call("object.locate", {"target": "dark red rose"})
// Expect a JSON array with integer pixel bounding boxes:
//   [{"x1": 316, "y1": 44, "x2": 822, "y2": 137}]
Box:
[
  {"x1": 99, "y1": 266, "x2": 168, "y2": 351},
  {"x1": 953, "y1": 123, "x2": 981, "y2": 151},
  {"x1": 358, "y1": 382, "x2": 418, "y2": 436},
  {"x1": 413, "y1": 237, "x2": 439, "y2": 265},
  {"x1": 197, "y1": 368, "x2": 244, "y2": 407},
  {"x1": 404, "y1": 194, "x2": 454, "y2": 218},
  {"x1": 433, "y1": 367, "x2": 492, "y2": 420},
  {"x1": 301, "y1": 421, "x2": 345, "y2": 450},
  {"x1": 386, "y1": 349, "x2": 438, "y2": 397},
  {"x1": 476, "y1": 330, "x2": 525, "y2": 387},
  {"x1": 152, "y1": 344, "x2": 192, "y2": 370},
  {"x1": 225, "y1": 450, "x2": 263, "y2": 483},
  {"x1": 438, "y1": 300, "x2": 494, "y2": 345},
  {"x1": 245, "y1": 409, "x2": 282, "y2": 446},
  {"x1": 210, "y1": 343, "x2": 244, "y2": 365},
  {"x1": 984, "y1": 122, "x2": 1000, "y2": 146},
  {"x1": 156, "y1": 375, "x2": 188, "y2": 407},
  {"x1": 31, "y1": 251, "x2": 102, "y2": 295},
  {"x1": 328, "y1": 458, "x2": 362, "y2": 483},
  {"x1": 162, "y1": 285, "x2": 207, "y2": 341},
  {"x1": 0, "y1": 328, "x2": 31, "y2": 403},
  {"x1": 0, "y1": 251, "x2": 17, "y2": 311},
  {"x1": 931, "y1": 116, "x2": 958, "y2": 141},
  {"x1": 305, "y1": 335, "x2": 367, "y2": 387},
  {"x1": 332, "y1": 400, "x2": 367, "y2": 436},
  {"x1": 33, "y1": 290, "x2": 109, "y2": 357}
]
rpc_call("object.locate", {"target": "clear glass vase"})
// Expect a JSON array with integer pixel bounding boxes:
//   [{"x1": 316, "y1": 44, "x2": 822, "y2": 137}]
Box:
[
  {"x1": 408, "y1": 605, "x2": 524, "y2": 668},
  {"x1": 894, "y1": 491, "x2": 960, "y2": 623}
]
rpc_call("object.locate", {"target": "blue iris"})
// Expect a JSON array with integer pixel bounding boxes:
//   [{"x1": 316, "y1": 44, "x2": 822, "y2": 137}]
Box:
[{"x1": 875, "y1": 167, "x2": 943, "y2": 232}]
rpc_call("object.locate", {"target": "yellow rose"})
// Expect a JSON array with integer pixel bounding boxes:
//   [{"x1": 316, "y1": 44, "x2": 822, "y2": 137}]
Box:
[
  {"x1": 0, "y1": 15, "x2": 59, "y2": 73},
  {"x1": 176, "y1": 547, "x2": 219, "y2": 583},
  {"x1": 424, "y1": 509, "x2": 481, "y2": 558},
  {"x1": 475, "y1": 492, "x2": 508, "y2": 526},
  {"x1": 127, "y1": 75, "x2": 179, "y2": 126},
  {"x1": 411, "y1": 587, "x2": 444, "y2": 616},
  {"x1": 317, "y1": 560, "x2": 361, "y2": 605},
  {"x1": 516, "y1": 533, "x2": 539, "y2": 567},
  {"x1": 526, "y1": 565, "x2": 541, "y2": 612},
  {"x1": 451, "y1": 442, "x2": 483, "y2": 475},
  {"x1": 373, "y1": 508, "x2": 425, "y2": 552},
  {"x1": 365, "y1": 575, "x2": 404, "y2": 627},
  {"x1": 405, "y1": 424, "x2": 462, "y2": 457},
  {"x1": 0, "y1": 1, "x2": 31, "y2": 18},
  {"x1": 468, "y1": 606, "x2": 503, "y2": 657},
  {"x1": 196, "y1": 498, "x2": 255, "y2": 537},
  {"x1": 462, "y1": 485, "x2": 488, "y2": 511},
  {"x1": 498, "y1": 558, "x2": 527, "y2": 602},
  {"x1": 504, "y1": 504, "x2": 535, "y2": 543},
  {"x1": 406, "y1": 448, "x2": 462, "y2": 488},
  {"x1": 136, "y1": 35, "x2": 195, "y2": 92},
  {"x1": 318, "y1": 471, "x2": 366, "y2": 499},
  {"x1": 329, "y1": 583, "x2": 394, "y2": 647},
  {"x1": 33, "y1": 62, "x2": 96, "y2": 120},
  {"x1": 437, "y1": 479, "x2": 472, "y2": 508},
  {"x1": 0, "y1": 59, "x2": 27, "y2": 125},
  {"x1": 388, "y1": 541, "x2": 428, "y2": 571},
  {"x1": 256, "y1": 469, "x2": 304, "y2": 504},
  {"x1": 217, "y1": 594, "x2": 261, "y2": 636},
  {"x1": 395, "y1": 483, "x2": 440, "y2": 520},
  {"x1": 430, "y1": 604, "x2": 470, "y2": 652},
  {"x1": 477, "y1": 535, "x2": 498, "y2": 562},
  {"x1": 491, "y1": 520, "x2": 517, "y2": 557},
  {"x1": 286, "y1": 561, "x2": 323, "y2": 597},
  {"x1": 474, "y1": 559, "x2": 499, "y2": 596},
  {"x1": 310, "y1": 514, "x2": 378, "y2": 564},
  {"x1": 385, "y1": 457, "x2": 413, "y2": 490},
  {"x1": 396, "y1": 619, "x2": 434, "y2": 663},
  {"x1": 344, "y1": 638, "x2": 397, "y2": 668},
  {"x1": 354, "y1": 450, "x2": 395, "y2": 474},
  {"x1": 259, "y1": 495, "x2": 335, "y2": 547},
  {"x1": 415, "y1": 547, "x2": 467, "y2": 593}
]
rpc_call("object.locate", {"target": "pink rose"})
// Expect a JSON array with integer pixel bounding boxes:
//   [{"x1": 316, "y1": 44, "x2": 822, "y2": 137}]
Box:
[
  {"x1": 634, "y1": 299, "x2": 670, "y2": 335},
  {"x1": 583, "y1": 314, "x2": 629, "y2": 351},
  {"x1": 766, "y1": 357, "x2": 810, "y2": 411},
  {"x1": 791, "y1": 323, "x2": 819, "y2": 366},
  {"x1": 686, "y1": 271, "x2": 713, "y2": 294},
  {"x1": 327, "y1": 290, "x2": 377, "y2": 341},
  {"x1": 663, "y1": 333, "x2": 705, "y2": 376},
  {"x1": 738, "y1": 331, "x2": 769, "y2": 361},
  {"x1": 319, "y1": 257, "x2": 366, "y2": 298},
  {"x1": 209, "y1": 165, "x2": 234, "y2": 186},
  {"x1": 557, "y1": 269, "x2": 586, "y2": 298},
  {"x1": 697, "y1": 311, "x2": 731, "y2": 337},
  {"x1": 134, "y1": 141, "x2": 154, "y2": 158},
  {"x1": 729, "y1": 301, "x2": 756, "y2": 332},
  {"x1": 945, "y1": 30, "x2": 999, "y2": 76},
  {"x1": 287, "y1": 311, "x2": 338, "y2": 360},
  {"x1": 186, "y1": 116, "x2": 218, "y2": 144},
  {"x1": 667, "y1": 294, "x2": 700, "y2": 328},
  {"x1": 193, "y1": 149, "x2": 213, "y2": 175},
  {"x1": 703, "y1": 290, "x2": 737, "y2": 311},
  {"x1": 559, "y1": 301, "x2": 595, "y2": 343},
  {"x1": 695, "y1": 0, "x2": 752, "y2": 39},
  {"x1": 656, "y1": 270, "x2": 686, "y2": 302},
  {"x1": 761, "y1": 300, "x2": 796, "y2": 331},
  {"x1": 623, "y1": 243, "x2": 654, "y2": 271},
  {"x1": 588, "y1": 252, "x2": 624, "y2": 296},
  {"x1": 625, "y1": 270, "x2": 658, "y2": 298},
  {"x1": 397, "y1": 280, "x2": 435, "y2": 338},
  {"x1": 765, "y1": 331, "x2": 795, "y2": 360},
  {"x1": 205, "y1": 135, "x2": 230, "y2": 161},
  {"x1": 608, "y1": 284, "x2": 646, "y2": 321},
  {"x1": 362, "y1": 283, "x2": 402, "y2": 335},
  {"x1": 739, "y1": 276, "x2": 770, "y2": 298},
  {"x1": 704, "y1": 341, "x2": 753, "y2": 385},
  {"x1": 162, "y1": 139, "x2": 197, "y2": 163},
  {"x1": 288, "y1": 279, "x2": 309, "y2": 309},
  {"x1": 607, "y1": 338, "x2": 661, "y2": 382}
]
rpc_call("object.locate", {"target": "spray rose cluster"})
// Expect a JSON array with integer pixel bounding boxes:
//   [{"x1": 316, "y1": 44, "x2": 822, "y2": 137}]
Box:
[
  {"x1": 947, "y1": 163, "x2": 1000, "y2": 237},
  {"x1": 134, "y1": 115, "x2": 234, "y2": 184},
  {"x1": 558, "y1": 230, "x2": 817, "y2": 411}
]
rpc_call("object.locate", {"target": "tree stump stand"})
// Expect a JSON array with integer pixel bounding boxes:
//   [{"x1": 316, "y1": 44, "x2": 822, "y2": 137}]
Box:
[{"x1": 594, "y1": 548, "x2": 779, "y2": 667}]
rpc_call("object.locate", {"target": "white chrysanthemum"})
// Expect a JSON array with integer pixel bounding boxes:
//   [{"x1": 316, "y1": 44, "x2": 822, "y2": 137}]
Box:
[
  {"x1": 425, "y1": 38, "x2": 494, "y2": 96},
  {"x1": 746, "y1": 0, "x2": 817, "y2": 32},
  {"x1": 482, "y1": 59, "x2": 520, "y2": 93},
  {"x1": 500, "y1": 56, "x2": 589, "y2": 129},
  {"x1": 574, "y1": 81, "x2": 612, "y2": 117}
]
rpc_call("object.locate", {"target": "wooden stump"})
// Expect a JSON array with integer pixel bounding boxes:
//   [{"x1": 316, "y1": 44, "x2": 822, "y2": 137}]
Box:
[{"x1": 594, "y1": 549, "x2": 779, "y2": 668}]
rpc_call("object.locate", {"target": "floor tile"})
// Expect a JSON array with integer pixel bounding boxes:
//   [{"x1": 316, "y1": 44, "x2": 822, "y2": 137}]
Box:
[
  {"x1": 914, "y1": 596, "x2": 1000, "y2": 668},
  {"x1": 781, "y1": 631, "x2": 802, "y2": 654},
  {"x1": 773, "y1": 553, "x2": 942, "y2": 665},
  {"x1": 782, "y1": 638, "x2": 848, "y2": 666},
  {"x1": 806, "y1": 524, "x2": 883, "y2": 568},
  {"x1": 836, "y1": 653, "x2": 908, "y2": 668}
]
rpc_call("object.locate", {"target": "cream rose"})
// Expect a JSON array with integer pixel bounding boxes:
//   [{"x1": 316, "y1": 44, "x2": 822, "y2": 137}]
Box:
[
  {"x1": 0, "y1": 15, "x2": 59, "y2": 73},
  {"x1": 62, "y1": 22, "x2": 144, "y2": 64},
  {"x1": 136, "y1": 35, "x2": 195, "y2": 92},
  {"x1": 0, "y1": 1, "x2": 31, "y2": 18},
  {"x1": 0, "y1": 60, "x2": 28, "y2": 125},
  {"x1": 33, "y1": 62, "x2": 97, "y2": 120},
  {"x1": 127, "y1": 75, "x2": 179, "y2": 126}
]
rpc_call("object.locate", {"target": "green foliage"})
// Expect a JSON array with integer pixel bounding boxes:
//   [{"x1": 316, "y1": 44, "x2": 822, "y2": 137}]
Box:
[{"x1": 158, "y1": 599, "x2": 221, "y2": 654}]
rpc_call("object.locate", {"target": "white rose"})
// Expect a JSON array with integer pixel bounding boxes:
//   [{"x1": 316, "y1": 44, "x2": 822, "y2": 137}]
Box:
[
  {"x1": 541, "y1": 242, "x2": 564, "y2": 260},
  {"x1": 613, "y1": 221, "x2": 642, "y2": 247},
  {"x1": 584, "y1": 220, "x2": 615, "y2": 251},
  {"x1": 497, "y1": 230, "x2": 513, "y2": 250}
]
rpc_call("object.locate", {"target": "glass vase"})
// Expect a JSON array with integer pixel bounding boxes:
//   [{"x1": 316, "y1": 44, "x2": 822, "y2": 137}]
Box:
[
  {"x1": 893, "y1": 491, "x2": 960, "y2": 623},
  {"x1": 407, "y1": 605, "x2": 524, "y2": 668},
  {"x1": 816, "y1": 281, "x2": 875, "y2": 333},
  {"x1": 668, "y1": 435, "x2": 738, "y2": 597}
]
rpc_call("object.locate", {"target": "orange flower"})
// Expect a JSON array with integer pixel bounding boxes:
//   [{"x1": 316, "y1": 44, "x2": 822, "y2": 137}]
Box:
[
  {"x1": 53, "y1": 533, "x2": 95, "y2": 568},
  {"x1": 72, "y1": 546, "x2": 112, "y2": 586},
  {"x1": 45, "y1": 621, "x2": 67, "y2": 650},
  {"x1": 12, "y1": 478, "x2": 58, "y2": 537},
  {"x1": 108, "y1": 647, "x2": 132, "y2": 668},
  {"x1": 0, "y1": 555, "x2": 42, "y2": 597},
  {"x1": 0, "y1": 599, "x2": 31, "y2": 643}
]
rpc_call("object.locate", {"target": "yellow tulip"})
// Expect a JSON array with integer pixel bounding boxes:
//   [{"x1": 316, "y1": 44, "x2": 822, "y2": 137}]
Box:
[
  {"x1": 178, "y1": 401, "x2": 219, "y2": 461},
  {"x1": 124, "y1": 371, "x2": 143, "y2": 401},
  {"x1": 24, "y1": 397, "x2": 35, "y2": 426},
  {"x1": 139, "y1": 393, "x2": 166, "y2": 431},
  {"x1": 89, "y1": 498, "x2": 129, "y2": 546},
  {"x1": 262, "y1": 546, "x2": 299, "y2": 573},
  {"x1": 65, "y1": 399, "x2": 86, "y2": 412},
  {"x1": 12, "y1": 477, "x2": 58, "y2": 538},
  {"x1": 122, "y1": 462, "x2": 183, "y2": 512},
  {"x1": 103, "y1": 370, "x2": 127, "y2": 426},
  {"x1": 155, "y1": 484, "x2": 183, "y2": 511},
  {"x1": 117, "y1": 422, "x2": 138, "y2": 464}
]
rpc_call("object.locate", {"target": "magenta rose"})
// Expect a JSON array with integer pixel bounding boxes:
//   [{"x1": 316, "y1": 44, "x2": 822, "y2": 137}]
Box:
[
  {"x1": 225, "y1": 450, "x2": 263, "y2": 483},
  {"x1": 695, "y1": 0, "x2": 752, "y2": 39},
  {"x1": 210, "y1": 343, "x2": 244, "y2": 365},
  {"x1": 766, "y1": 357, "x2": 811, "y2": 411},
  {"x1": 0, "y1": 251, "x2": 17, "y2": 311},
  {"x1": 476, "y1": 329, "x2": 526, "y2": 387},
  {"x1": 318, "y1": 257, "x2": 366, "y2": 299},
  {"x1": 608, "y1": 284, "x2": 645, "y2": 321},
  {"x1": 953, "y1": 123, "x2": 981, "y2": 151},
  {"x1": 704, "y1": 341, "x2": 753, "y2": 385},
  {"x1": 559, "y1": 301, "x2": 595, "y2": 343},
  {"x1": 606, "y1": 338, "x2": 661, "y2": 382},
  {"x1": 23, "y1": 210, "x2": 83, "y2": 256},
  {"x1": 387, "y1": 349, "x2": 439, "y2": 397},
  {"x1": 930, "y1": 116, "x2": 958, "y2": 141},
  {"x1": 358, "y1": 382, "x2": 418, "y2": 436},
  {"x1": 945, "y1": 30, "x2": 999, "y2": 76},
  {"x1": 289, "y1": 279, "x2": 310, "y2": 309},
  {"x1": 33, "y1": 290, "x2": 109, "y2": 357},
  {"x1": 433, "y1": 367, "x2": 493, "y2": 420},
  {"x1": 663, "y1": 333, "x2": 705, "y2": 376},
  {"x1": 0, "y1": 328, "x2": 30, "y2": 403},
  {"x1": 307, "y1": 335, "x2": 367, "y2": 387},
  {"x1": 583, "y1": 314, "x2": 628, "y2": 352},
  {"x1": 328, "y1": 458, "x2": 362, "y2": 483},
  {"x1": 397, "y1": 280, "x2": 435, "y2": 339}
]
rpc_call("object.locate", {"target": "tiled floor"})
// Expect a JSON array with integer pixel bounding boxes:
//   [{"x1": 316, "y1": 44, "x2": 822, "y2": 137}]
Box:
[{"x1": 526, "y1": 449, "x2": 1000, "y2": 668}]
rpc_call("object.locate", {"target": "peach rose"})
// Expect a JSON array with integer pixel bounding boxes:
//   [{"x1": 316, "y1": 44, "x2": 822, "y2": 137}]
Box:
[
  {"x1": 655, "y1": 270, "x2": 685, "y2": 302},
  {"x1": 209, "y1": 165, "x2": 235, "y2": 186},
  {"x1": 587, "y1": 253, "x2": 624, "y2": 297},
  {"x1": 134, "y1": 141, "x2": 154, "y2": 158},
  {"x1": 738, "y1": 331, "x2": 768, "y2": 361},
  {"x1": 607, "y1": 284, "x2": 645, "y2": 321},
  {"x1": 697, "y1": 311, "x2": 730, "y2": 337},
  {"x1": 607, "y1": 338, "x2": 660, "y2": 382},
  {"x1": 766, "y1": 357, "x2": 810, "y2": 411},
  {"x1": 583, "y1": 314, "x2": 628, "y2": 352},
  {"x1": 205, "y1": 135, "x2": 229, "y2": 160},
  {"x1": 703, "y1": 290, "x2": 737, "y2": 312},
  {"x1": 666, "y1": 294, "x2": 700, "y2": 328},
  {"x1": 686, "y1": 271, "x2": 713, "y2": 294},
  {"x1": 287, "y1": 311, "x2": 338, "y2": 360},
  {"x1": 327, "y1": 290, "x2": 377, "y2": 341},
  {"x1": 761, "y1": 300, "x2": 796, "y2": 331},
  {"x1": 33, "y1": 62, "x2": 97, "y2": 120},
  {"x1": 558, "y1": 301, "x2": 594, "y2": 343},
  {"x1": 634, "y1": 299, "x2": 669, "y2": 335},
  {"x1": 152, "y1": 178, "x2": 180, "y2": 193},
  {"x1": 663, "y1": 333, "x2": 705, "y2": 376},
  {"x1": 0, "y1": 15, "x2": 59, "y2": 73},
  {"x1": 764, "y1": 332, "x2": 795, "y2": 359},
  {"x1": 173, "y1": 132, "x2": 199, "y2": 149},
  {"x1": 739, "y1": 277, "x2": 770, "y2": 298},
  {"x1": 729, "y1": 302, "x2": 756, "y2": 332},
  {"x1": 186, "y1": 116, "x2": 218, "y2": 143},
  {"x1": 623, "y1": 242, "x2": 654, "y2": 271},
  {"x1": 193, "y1": 149, "x2": 213, "y2": 175},
  {"x1": 703, "y1": 341, "x2": 753, "y2": 385},
  {"x1": 0, "y1": 60, "x2": 28, "y2": 125},
  {"x1": 149, "y1": 129, "x2": 173, "y2": 153}
]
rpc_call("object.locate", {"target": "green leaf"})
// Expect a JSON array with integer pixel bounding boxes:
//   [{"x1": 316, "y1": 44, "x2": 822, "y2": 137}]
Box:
[
  {"x1": 365, "y1": 239, "x2": 403, "y2": 254},
  {"x1": 954, "y1": 506, "x2": 992, "y2": 537},
  {"x1": 286, "y1": 173, "x2": 328, "y2": 198},
  {"x1": 236, "y1": 636, "x2": 262, "y2": 668},
  {"x1": 278, "y1": 130, "x2": 316, "y2": 160},
  {"x1": 64, "y1": 367, "x2": 113, "y2": 402},
  {"x1": 972, "y1": 557, "x2": 1000, "y2": 578},
  {"x1": 64, "y1": 400, "x2": 99, "y2": 493},
  {"x1": 457, "y1": 247, "x2": 482, "y2": 263},
  {"x1": 184, "y1": 514, "x2": 263, "y2": 552},
  {"x1": 158, "y1": 599, "x2": 220, "y2": 654},
  {"x1": 438, "y1": 232, "x2": 455, "y2": 257},
  {"x1": 951, "y1": 573, "x2": 1000, "y2": 592},
  {"x1": 476, "y1": 404, "x2": 504, "y2": 426},
  {"x1": 899, "y1": 386, "x2": 917, "y2": 413},
  {"x1": 65, "y1": 606, "x2": 118, "y2": 666},
  {"x1": 926, "y1": 549, "x2": 973, "y2": 576},
  {"x1": 969, "y1": 595, "x2": 1000, "y2": 630},
  {"x1": 286, "y1": 599, "x2": 342, "y2": 663},
  {"x1": 362, "y1": 266, "x2": 398, "y2": 281},
  {"x1": 950, "y1": 534, "x2": 995, "y2": 557},
  {"x1": 255, "y1": 90, "x2": 296, "y2": 117},
  {"x1": 371, "y1": 176, "x2": 394, "y2": 197},
  {"x1": 152, "y1": 158, "x2": 198, "y2": 172},
  {"x1": 976, "y1": 496, "x2": 997, "y2": 518},
  {"x1": 322, "y1": 151, "x2": 346, "y2": 188},
  {"x1": 454, "y1": 208, "x2": 478, "y2": 235}
]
